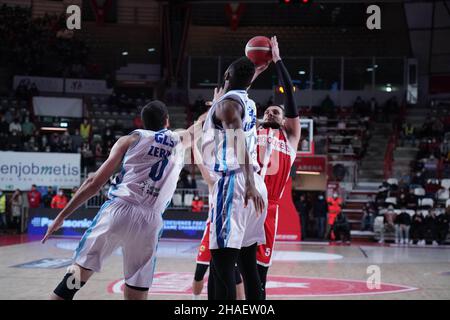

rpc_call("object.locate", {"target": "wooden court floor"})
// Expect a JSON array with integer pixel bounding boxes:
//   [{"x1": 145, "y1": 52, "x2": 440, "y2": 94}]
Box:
[{"x1": 0, "y1": 238, "x2": 449, "y2": 300}]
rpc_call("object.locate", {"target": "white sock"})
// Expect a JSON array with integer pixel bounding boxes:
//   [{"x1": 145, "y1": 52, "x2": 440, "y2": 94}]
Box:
[{"x1": 192, "y1": 294, "x2": 201, "y2": 300}]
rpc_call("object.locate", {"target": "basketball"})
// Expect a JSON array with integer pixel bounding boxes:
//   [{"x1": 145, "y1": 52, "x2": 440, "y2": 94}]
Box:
[{"x1": 245, "y1": 36, "x2": 272, "y2": 67}]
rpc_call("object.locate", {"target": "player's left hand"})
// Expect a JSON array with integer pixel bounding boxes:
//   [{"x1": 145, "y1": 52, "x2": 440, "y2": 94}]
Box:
[
  {"x1": 270, "y1": 36, "x2": 281, "y2": 63},
  {"x1": 213, "y1": 86, "x2": 226, "y2": 103},
  {"x1": 41, "y1": 216, "x2": 64, "y2": 244}
]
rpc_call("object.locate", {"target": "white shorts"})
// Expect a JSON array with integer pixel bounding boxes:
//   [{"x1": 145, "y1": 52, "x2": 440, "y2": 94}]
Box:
[
  {"x1": 209, "y1": 171, "x2": 268, "y2": 250},
  {"x1": 73, "y1": 199, "x2": 163, "y2": 289}
]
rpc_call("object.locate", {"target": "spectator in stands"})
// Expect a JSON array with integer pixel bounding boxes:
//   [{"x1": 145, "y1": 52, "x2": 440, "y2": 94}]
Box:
[
  {"x1": 424, "y1": 211, "x2": 439, "y2": 246},
  {"x1": 333, "y1": 211, "x2": 351, "y2": 244},
  {"x1": 353, "y1": 96, "x2": 365, "y2": 115},
  {"x1": 80, "y1": 118, "x2": 91, "y2": 141},
  {"x1": 43, "y1": 186, "x2": 55, "y2": 208},
  {"x1": 313, "y1": 193, "x2": 328, "y2": 239},
  {"x1": 21, "y1": 116, "x2": 35, "y2": 138},
  {"x1": 0, "y1": 189, "x2": 7, "y2": 232},
  {"x1": 71, "y1": 129, "x2": 83, "y2": 152},
  {"x1": 51, "y1": 189, "x2": 68, "y2": 209},
  {"x1": 379, "y1": 206, "x2": 396, "y2": 244},
  {"x1": 7, "y1": 130, "x2": 21, "y2": 151},
  {"x1": 27, "y1": 184, "x2": 41, "y2": 209},
  {"x1": 0, "y1": 115, "x2": 9, "y2": 149},
  {"x1": 191, "y1": 196, "x2": 204, "y2": 213},
  {"x1": 294, "y1": 193, "x2": 310, "y2": 240},
  {"x1": 70, "y1": 187, "x2": 78, "y2": 199},
  {"x1": 94, "y1": 142, "x2": 104, "y2": 158},
  {"x1": 61, "y1": 131, "x2": 73, "y2": 152},
  {"x1": 326, "y1": 192, "x2": 342, "y2": 240},
  {"x1": 103, "y1": 128, "x2": 115, "y2": 147},
  {"x1": 10, "y1": 189, "x2": 23, "y2": 233},
  {"x1": 410, "y1": 211, "x2": 425, "y2": 245},
  {"x1": 320, "y1": 95, "x2": 335, "y2": 117},
  {"x1": 394, "y1": 209, "x2": 411, "y2": 245},
  {"x1": 400, "y1": 123, "x2": 416, "y2": 147},
  {"x1": 9, "y1": 117, "x2": 21, "y2": 134},
  {"x1": 29, "y1": 82, "x2": 39, "y2": 97},
  {"x1": 177, "y1": 169, "x2": 196, "y2": 189},
  {"x1": 369, "y1": 97, "x2": 378, "y2": 116},
  {"x1": 81, "y1": 142, "x2": 94, "y2": 170},
  {"x1": 361, "y1": 202, "x2": 376, "y2": 231},
  {"x1": 3, "y1": 108, "x2": 14, "y2": 124},
  {"x1": 133, "y1": 115, "x2": 143, "y2": 129},
  {"x1": 437, "y1": 208, "x2": 450, "y2": 245},
  {"x1": 411, "y1": 171, "x2": 425, "y2": 189}
]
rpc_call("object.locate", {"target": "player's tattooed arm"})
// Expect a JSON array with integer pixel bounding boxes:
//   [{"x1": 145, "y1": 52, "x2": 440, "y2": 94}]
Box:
[{"x1": 42, "y1": 134, "x2": 138, "y2": 243}]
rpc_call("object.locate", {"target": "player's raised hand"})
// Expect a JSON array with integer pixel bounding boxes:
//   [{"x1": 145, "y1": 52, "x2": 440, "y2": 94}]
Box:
[
  {"x1": 41, "y1": 216, "x2": 64, "y2": 244},
  {"x1": 270, "y1": 36, "x2": 281, "y2": 63},
  {"x1": 244, "y1": 184, "x2": 265, "y2": 216}
]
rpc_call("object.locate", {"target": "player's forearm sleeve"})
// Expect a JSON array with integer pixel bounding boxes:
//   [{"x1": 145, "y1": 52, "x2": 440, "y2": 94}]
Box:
[{"x1": 275, "y1": 60, "x2": 298, "y2": 118}]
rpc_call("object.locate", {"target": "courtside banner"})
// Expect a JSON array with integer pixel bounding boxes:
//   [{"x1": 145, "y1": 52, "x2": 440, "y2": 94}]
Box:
[
  {"x1": 28, "y1": 208, "x2": 208, "y2": 239},
  {"x1": 0, "y1": 151, "x2": 81, "y2": 190}
]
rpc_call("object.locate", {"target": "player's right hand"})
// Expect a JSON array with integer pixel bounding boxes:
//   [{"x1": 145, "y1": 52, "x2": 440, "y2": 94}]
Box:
[
  {"x1": 244, "y1": 184, "x2": 265, "y2": 216},
  {"x1": 41, "y1": 216, "x2": 64, "y2": 244}
]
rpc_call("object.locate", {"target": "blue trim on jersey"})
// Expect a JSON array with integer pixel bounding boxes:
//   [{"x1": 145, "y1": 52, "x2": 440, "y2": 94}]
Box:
[
  {"x1": 215, "y1": 177, "x2": 226, "y2": 248},
  {"x1": 224, "y1": 172, "x2": 235, "y2": 247},
  {"x1": 74, "y1": 200, "x2": 113, "y2": 260},
  {"x1": 148, "y1": 220, "x2": 164, "y2": 288},
  {"x1": 222, "y1": 133, "x2": 228, "y2": 172}
]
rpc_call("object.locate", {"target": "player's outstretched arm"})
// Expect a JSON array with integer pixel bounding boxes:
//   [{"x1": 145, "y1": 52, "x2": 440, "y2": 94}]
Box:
[
  {"x1": 42, "y1": 134, "x2": 138, "y2": 243},
  {"x1": 271, "y1": 36, "x2": 301, "y2": 150}
]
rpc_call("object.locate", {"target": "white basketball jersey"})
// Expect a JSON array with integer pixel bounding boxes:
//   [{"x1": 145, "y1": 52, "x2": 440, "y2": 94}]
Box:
[
  {"x1": 108, "y1": 129, "x2": 185, "y2": 214},
  {"x1": 202, "y1": 90, "x2": 259, "y2": 173}
]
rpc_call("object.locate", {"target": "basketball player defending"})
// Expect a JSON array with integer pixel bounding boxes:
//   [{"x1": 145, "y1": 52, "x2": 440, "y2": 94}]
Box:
[
  {"x1": 202, "y1": 57, "x2": 268, "y2": 300},
  {"x1": 42, "y1": 101, "x2": 191, "y2": 300},
  {"x1": 256, "y1": 36, "x2": 301, "y2": 299}
]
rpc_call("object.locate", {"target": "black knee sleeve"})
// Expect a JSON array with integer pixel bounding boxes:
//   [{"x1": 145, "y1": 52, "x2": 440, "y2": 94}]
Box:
[
  {"x1": 194, "y1": 263, "x2": 209, "y2": 282},
  {"x1": 53, "y1": 273, "x2": 86, "y2": 300},
  {"x1": 125, "y1": 283, "x2": 149, "y2": 292}
]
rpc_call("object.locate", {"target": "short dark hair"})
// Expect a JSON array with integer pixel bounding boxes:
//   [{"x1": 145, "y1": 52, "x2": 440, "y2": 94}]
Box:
[
  {"x1": 141, "y1": 100, "x2": 168, "y2": 131},
  {"x1": 228, "y1": 57, "x2": 256, "y2": 89}
]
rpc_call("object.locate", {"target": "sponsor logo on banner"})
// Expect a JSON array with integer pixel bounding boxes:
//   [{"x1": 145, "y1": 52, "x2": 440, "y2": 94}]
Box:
[
  {"x1": 108, "y1": 272, "x2": 417, "y2": 297},
  {"x1": 0, "y1": 151, "x2": 80, "y2": 190},
  {"x1": 13, "y1": 76, "x2": 64, "y2": 93},
  {"x1": 66, "y1": 78, "x2": 113, "y2": 95}
]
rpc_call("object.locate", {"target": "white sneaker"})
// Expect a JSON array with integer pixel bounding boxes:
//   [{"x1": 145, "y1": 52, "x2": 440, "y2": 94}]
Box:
[
  {"x1": 395, "y1": 239, "x2": 399, "y2": 244},
  {"x1": 378, "y1": 239, "x2": 384, "y2": 244},
  {"x1": 432, "y1": 241, "x2": 438, "y2": 246},
  {"x1": 405, "y1": 239, "x2": 409, "y2": 245},
  {"x1": 419, "y1": 240, "x2": 425, "y2": 246}
]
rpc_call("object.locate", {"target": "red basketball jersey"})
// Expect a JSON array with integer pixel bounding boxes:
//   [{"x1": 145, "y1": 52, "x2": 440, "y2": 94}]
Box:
[{"x1": 257, "y1": 128, "x2": 296, "y2": 201}]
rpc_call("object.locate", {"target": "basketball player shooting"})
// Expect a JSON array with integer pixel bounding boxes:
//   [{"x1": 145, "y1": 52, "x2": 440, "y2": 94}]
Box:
[
  {"x1": 41, "y1": 101, "x2": 194, "y2": 300},
  {"x1": 256, "y1": 36, "x2": 301, "y2": 299},
  {"x1": 201, "y1": 57, "x2": 269, "y2": 300}
]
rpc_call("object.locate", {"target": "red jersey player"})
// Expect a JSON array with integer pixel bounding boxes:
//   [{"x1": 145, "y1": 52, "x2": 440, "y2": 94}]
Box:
[{"x1": 256, "y1": 36, "x2": 301, "y2": 299}]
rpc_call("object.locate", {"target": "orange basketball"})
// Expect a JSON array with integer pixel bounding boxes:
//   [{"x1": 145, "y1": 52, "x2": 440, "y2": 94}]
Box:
[{"x1": 245, "y1": 36, "x2": 272, "y2": 67}]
